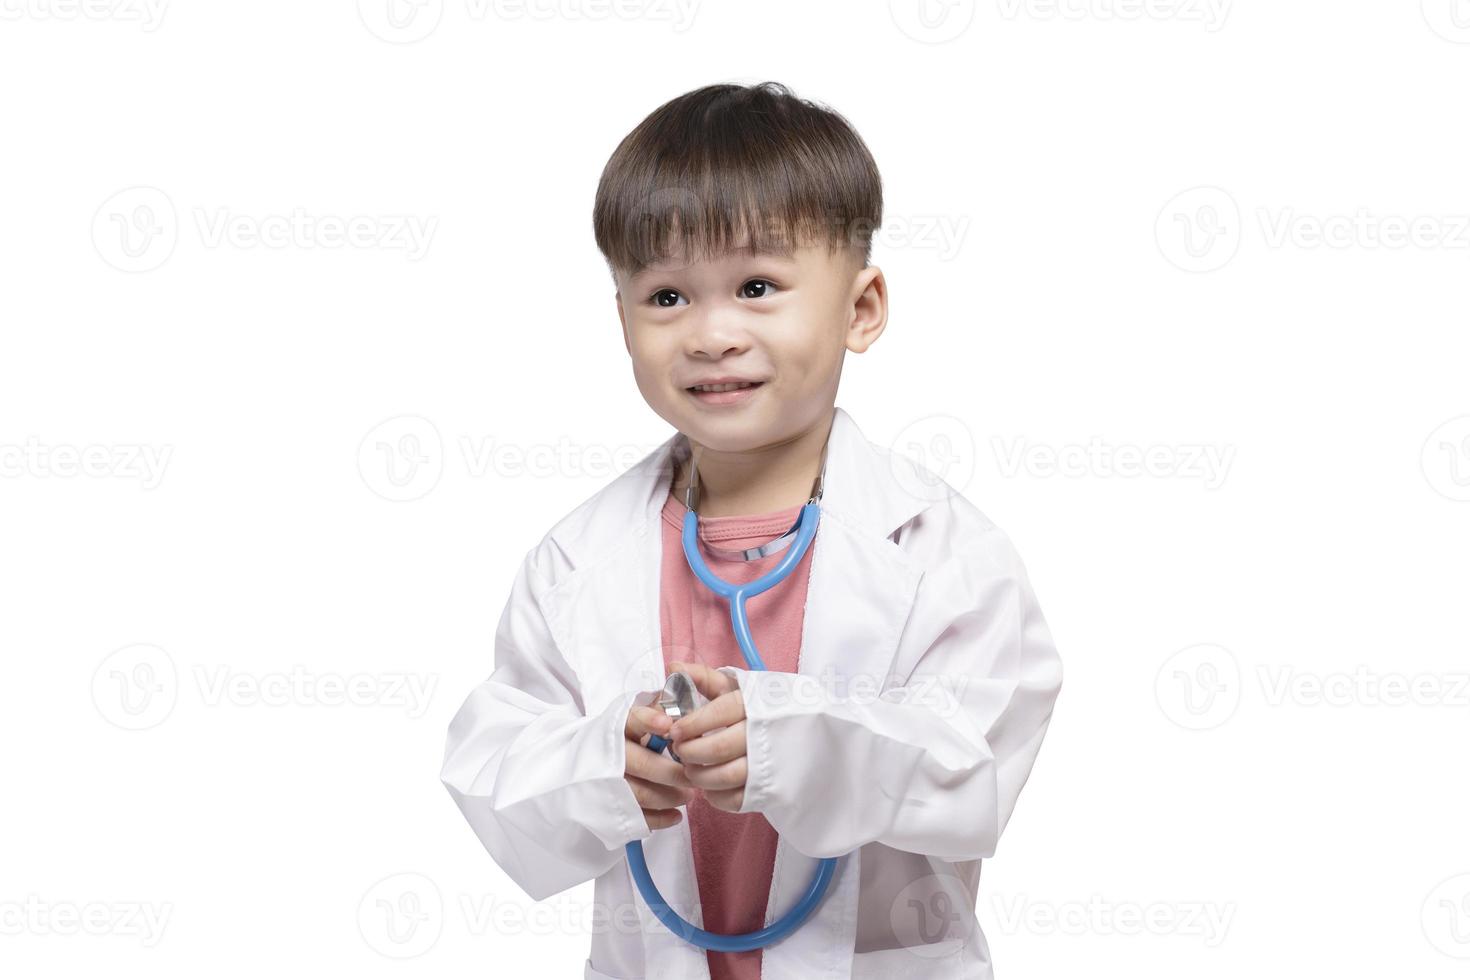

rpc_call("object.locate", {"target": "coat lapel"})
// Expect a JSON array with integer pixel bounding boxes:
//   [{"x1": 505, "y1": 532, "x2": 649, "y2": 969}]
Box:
[
  {"x1": 757, "y1": 411, "x2": 926, "y2": 980},
  {"x1": 549, "y1": 406, "x2": 930, "y2": 980},
  {"x1": 550, "y1": 432, "x2": 711, "y2": 979}
]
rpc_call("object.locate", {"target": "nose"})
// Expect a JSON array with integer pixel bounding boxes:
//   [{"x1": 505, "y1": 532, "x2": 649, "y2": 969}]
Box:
[{"x1": 683, "y1": 298, "x2": 753, "y2": 360}]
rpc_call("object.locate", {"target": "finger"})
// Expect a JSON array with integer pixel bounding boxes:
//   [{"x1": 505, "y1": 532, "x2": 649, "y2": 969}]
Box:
[
  {"x1": 669, "y1": 689, "x2": 745, "y2": 740},
  {"x1": 626, "y1": 774, "x2": 695, "y2": 811},
  {"x1": 704, "y1": 788, "x2": 744, "y2": 813},
  {"x1": 626, "y1": 739, "x2": 696, "y2": 788},
  {"x1": 625, "y1": 704, "x2": 673, "y2": 743},
  {"x1": 643, "y1": 807, "x2": 684, "y2": 831},
  {"x1": 680, "y1": 757, "x2": 747, "y2": 793},
  {"x1": 669, "y1": 661, "x2": 739, "y2": 702},
  {"x1": 669, "y1": 720, "x2": 746, "y2": 766}
]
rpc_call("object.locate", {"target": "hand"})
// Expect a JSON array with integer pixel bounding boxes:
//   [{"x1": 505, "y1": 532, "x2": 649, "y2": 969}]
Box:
[
  {"x1": 624, "y1": 703, "x2": 696, "y2": 831},
  {"x1": 667, "y1": 661, "x2": 748, "y2": 813}
]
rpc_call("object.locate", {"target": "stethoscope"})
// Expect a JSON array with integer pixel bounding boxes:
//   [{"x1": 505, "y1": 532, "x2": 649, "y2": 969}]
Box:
[{"x1": 623, "y1": 435, "x2": 838, "y2": 953}]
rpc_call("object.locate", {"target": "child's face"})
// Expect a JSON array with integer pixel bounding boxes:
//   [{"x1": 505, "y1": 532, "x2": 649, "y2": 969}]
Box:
[{"x1": 614, "y1": 234, "x2": 886, "y2": 453}]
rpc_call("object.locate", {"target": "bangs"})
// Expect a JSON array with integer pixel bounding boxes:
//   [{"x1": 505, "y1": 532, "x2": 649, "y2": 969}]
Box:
[{"x1": 593, "y1": 82, "x2": 882, "y2": 279}]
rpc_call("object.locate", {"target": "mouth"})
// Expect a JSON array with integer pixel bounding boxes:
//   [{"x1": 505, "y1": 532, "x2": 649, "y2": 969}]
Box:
[{"x1": 684, "y1": 380, "x2": 765, "y2": 405}]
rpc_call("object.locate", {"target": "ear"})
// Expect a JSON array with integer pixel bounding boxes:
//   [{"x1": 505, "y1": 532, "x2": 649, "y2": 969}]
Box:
[
  {"x1": 615, "y1": 291, "x2": 630, "y2": 355},
  {"x1": 846, "y1": 265, "x2": 888, "y2": 354}
]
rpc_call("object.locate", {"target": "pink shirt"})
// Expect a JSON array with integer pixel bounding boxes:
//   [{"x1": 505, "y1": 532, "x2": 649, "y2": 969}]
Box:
[{"x1": 658, "y1": 489, "x2": 817, "y2": 980}]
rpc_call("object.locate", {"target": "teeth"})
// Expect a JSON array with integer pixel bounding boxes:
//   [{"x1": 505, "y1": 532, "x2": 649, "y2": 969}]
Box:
[{"x1": 691, "y1": 382, "x2": 757, "y2": 392}]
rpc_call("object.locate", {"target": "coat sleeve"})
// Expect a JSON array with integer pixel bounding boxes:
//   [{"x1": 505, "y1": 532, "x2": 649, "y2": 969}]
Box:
[
  {"x1": 440, "y1": 543, "x2": 651, "y2": 901},
  {"x1": 724, "y1": 501, "x2": 1063, "y2": 862}
]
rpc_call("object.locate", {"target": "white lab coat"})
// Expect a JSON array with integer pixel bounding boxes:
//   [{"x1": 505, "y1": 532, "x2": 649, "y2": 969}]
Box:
[{"x1": 441, "y1": 406, "x2": 1063, "y2": 979}]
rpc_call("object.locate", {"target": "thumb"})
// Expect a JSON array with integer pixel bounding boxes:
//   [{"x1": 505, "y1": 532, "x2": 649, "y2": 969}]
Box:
[{"x1": 670, "y1": 661, "x2": 740, "y2": 700}]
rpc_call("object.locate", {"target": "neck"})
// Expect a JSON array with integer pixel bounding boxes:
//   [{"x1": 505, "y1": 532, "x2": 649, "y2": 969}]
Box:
[{"x1": 672, "y1": 408, "x2": 834, "y2": 518}]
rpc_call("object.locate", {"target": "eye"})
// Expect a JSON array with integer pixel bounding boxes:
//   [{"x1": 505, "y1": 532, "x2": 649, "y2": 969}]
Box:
[
  {"x1": 740, "y1": 279, "x2": 777, "y2": 299},
  {"x1": 650, "y1": 288, "x2": 687, "y2": 308}
]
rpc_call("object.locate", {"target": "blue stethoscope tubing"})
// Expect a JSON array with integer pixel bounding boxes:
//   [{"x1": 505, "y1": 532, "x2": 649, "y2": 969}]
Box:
[{"x1": 624, "y1": 498, "x2": 839, "y2": 952}]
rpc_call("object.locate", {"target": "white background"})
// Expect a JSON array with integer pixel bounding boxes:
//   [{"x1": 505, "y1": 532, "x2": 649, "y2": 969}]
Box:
[{"x1": 3, "y1": 1, "x2": 1468, "y2": 977}]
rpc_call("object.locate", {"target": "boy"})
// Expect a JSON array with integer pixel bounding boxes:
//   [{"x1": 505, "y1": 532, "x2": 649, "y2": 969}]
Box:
[{"x1": 441, "y1": 81, "x2": 1063, "y2": 980}]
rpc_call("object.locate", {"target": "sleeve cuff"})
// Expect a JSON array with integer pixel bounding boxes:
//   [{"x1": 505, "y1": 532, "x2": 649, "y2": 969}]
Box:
[
  {"x1": 596, "y1": 688, "x2": 654, "y2": 849},
  {"x1": 715, "y1": 665, "x2": 776, "y2": 817}
]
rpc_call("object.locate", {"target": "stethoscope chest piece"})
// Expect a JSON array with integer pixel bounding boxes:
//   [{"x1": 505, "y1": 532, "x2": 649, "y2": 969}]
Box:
[{"x1": 641, "y1": 670, "x2": 713, "y2": 763}]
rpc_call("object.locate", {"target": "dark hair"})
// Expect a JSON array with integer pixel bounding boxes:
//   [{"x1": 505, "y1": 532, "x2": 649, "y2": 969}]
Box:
[{"x1": 592, "y1": 81, "x2": 883, "y2": 281}]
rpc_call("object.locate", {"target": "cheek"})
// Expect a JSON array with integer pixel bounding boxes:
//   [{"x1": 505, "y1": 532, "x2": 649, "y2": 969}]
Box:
[
  {"x1": 624, "y1": 325, "x2": 665, "y2": 369},
  {"x1": 771, "y1": 312, "x2": 844, "y2": 374},
  {"x1": 625, "y1": 330, "x2": 679, "y2": 394}
]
